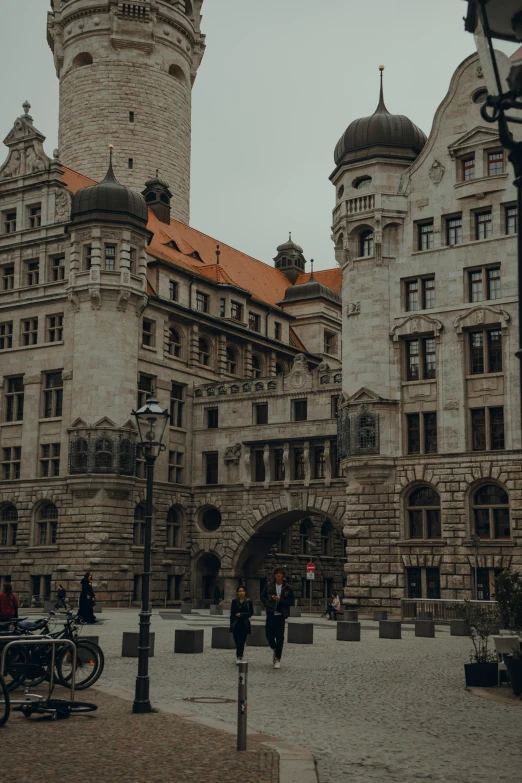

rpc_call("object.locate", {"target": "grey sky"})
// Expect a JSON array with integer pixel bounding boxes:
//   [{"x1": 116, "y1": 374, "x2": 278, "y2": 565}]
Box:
[{"x1": 0, "y1": 1, "x2": 514, "y2": 270}]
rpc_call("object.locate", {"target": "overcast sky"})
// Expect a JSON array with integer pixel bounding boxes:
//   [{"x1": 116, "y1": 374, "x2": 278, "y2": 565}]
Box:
[{"x1": 0, "y1": 1, "x2": 515, "y2": 269}]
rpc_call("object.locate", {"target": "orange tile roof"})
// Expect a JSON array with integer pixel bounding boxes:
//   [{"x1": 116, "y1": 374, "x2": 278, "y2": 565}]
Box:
[
  {"x1": 61, "y1": 167, "x2": 341, "y2": 309},
  {"x1": 289, "y1": 328, "x2": 307, "y2": 352}
]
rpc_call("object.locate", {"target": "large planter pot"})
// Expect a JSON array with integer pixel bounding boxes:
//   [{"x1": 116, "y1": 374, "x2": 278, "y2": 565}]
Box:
[
  {"x1": 464, "y1": 662, "x2": 498, "y2": 688},
  {"x1": 504, "y1": 655, "x2": 522, "y2": 696}
]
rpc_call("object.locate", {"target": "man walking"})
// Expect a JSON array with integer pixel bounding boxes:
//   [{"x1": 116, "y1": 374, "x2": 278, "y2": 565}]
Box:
[{"x1": 261, "y1": 566, "x2": 294, "y2": 669}]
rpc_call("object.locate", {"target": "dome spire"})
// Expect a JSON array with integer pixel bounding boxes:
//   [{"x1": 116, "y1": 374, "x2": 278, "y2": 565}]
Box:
[{"x1": 376, "y1": 65, "x2": 388, "y2": 114}]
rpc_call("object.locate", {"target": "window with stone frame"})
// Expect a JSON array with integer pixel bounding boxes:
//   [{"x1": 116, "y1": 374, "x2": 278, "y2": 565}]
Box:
[
  {"x1": 28, "y1": 205, "x2": 42, "y2": 228},
  {"x1": 219, "y1": 298, "x2": 226, "y2": 317},
  {"x1": 274, "y1": 321, "x2": 282, "y2": 341},
  {"x1": 142, "y1": 318, "x2": 155, "y2": 348},
  {"x1": 254, "y1": 449, "x2": 265, "y2": 482},
  {"x1": 248, "y1": 312, "x2": 261, "y2": 332},
  {"x1": 406, "y1": 567, "x2": 440, "y2": 599},
  {"x1": 231, "y1": 300, "x2": 243, "y2": 321},
  {"x1": 404, "y1": 337, "x2": 436, "y2": 381},
  {"x1": 320, "y1": 520, "x2": 334, "y2": 556},
  {"x1": 0, "y1": 322, "x2": 13, "y2": 350},
  {"x1": 1, "y1": 265, "x2": 14, "y2": 290},
  {"x1": 254, "y1": 403, "x2": 268, "y2": 425},
  {"x1": 37, "y1": 503, "x2": 58, "y2": 546},
  {"x1": 169, "y1": 280, "x2": 178, "y2": 301},
  {"x1": 313, "y1": 446, "x2": 326, "y2": 479},
  {"x1": 404, "y1": 276, "x2": 435, "y2": 311},
  {"x1": 198, "y1": 336, "x2": 211, "y2": 366},
  {"x1": 359, "y1": 230, "x2": 374, "y2": 257},
  {"x1": 461, "y1": 154, "x2": 475, "y2": 181},
  {"x1": 168, "y1": 451, "x2": 184, "y2": 484},
  {"x1": 0, "y1": 505, "x2": 18, "y2": 547},
  {"x1": 293, "y1": 399, "x2": 308, "y2": 422},
  {"x1": 206, "y1": 407, "x2": 218, "y2": 429},
  {"x1": 46, "y1": 314, "x2": 64, "y2": 343},
  {"x1": 84, "y1": 245, "x2": 93, "y2": 270},
  {"x1": 293, "y1": 447, "x2": 305, "y2": 480},
  {"x1": 204, "y1": 451, "x2": 218, "y2": 485},
  {"x1": 251, "y1": 354, "x2": 263, "y2": 378},
  {"x1": 470, "y1": 406, "x2": 505, "y2": 451},
  {"x1": 472, "y1": 484, "x2": 510, "y2": 539},
  {"x1": 406, "y1": 486, "x2": 441, "y2": 540},
  {"x1": 166, "y1": 506, "x2": 183, "y2": 547},
  {"x1": 469, "y1": 328, "x2": 502, "y2": 374},
  {"x1": 129, "y1": 247, "x2": 137, "y2": 275},
  {"x1": 1, "y1": 447, "x2": 21, "y2": 480},
  {"x1": 21, "y1": 318, "x2": 38, "y2": 346},
  {"x1": 133, "y1": 504, "x2": 146, "y2": 546},
  {"x1": 168, "y1": 326, "x2": 182, "y2": 358},
  {"x1": 467, "y1": 265, "x2": 501, "y2": 302},
  {"x1": 5, "y1": 376, "x2": 24, "y2": 422},
  {"x1": 25, "y1": 259, "x2": 39, "y2": 286},
  {"x1": 330, "y1": 395, "x2": 339, "y2": 419},
  {"x1": 406, "y1": 412, "x2": 437, "y2": 454},
  {"x1": 274, "y1": 448, "x2": 285, "y2": 481},
  {"x1": 331, "y1": 441, "x2": 340, "y2": 478},
  {"x1": 169, "y1": 383, "x2": 185, "y2": 428},
  {"x1": 195, "y1": 290, "x2": 209, "y2": 313},
  {"x1": 104, "y1": 244, "x2": 116, "y2": 271},
  {"x1": 417, "y1": 221, "x2": 434, "y2": 251},
  {"x1": 40, "y1": 443, "x2": 60, "y2": 477},
  {"x1": 446, "y1": 215, "x2": 462, "y2": 246},
  {"x1": 487, "y1": 150, "x2": 504, "y2": 176},
  {"x1": 3, "y1": 211, "x2": 16, "y2": 234},
  {"x1": 299, "y1": 519, "x2": 312, "y2": 555},
  {"x1": 50, "y1": 255, "x2": 65, "y2": 282},
  {"x1": 137, "y1": 373, "x2": 154, "y2": 408},
  {"x1": 324, "y1": 331, "x2": 336, "y2": 355},
  {"x1": 43, "y1": 371, "x2": 63, "y2": 418},
  {"x1": 505, "y1": 204, "x2": 517, "y2": 235},
  {"x1": 475, "y1": 210, "x2": 493, "y2": 240},
  {"x1": 226, "y1": 345, "x2": 238, "y2": 374}
]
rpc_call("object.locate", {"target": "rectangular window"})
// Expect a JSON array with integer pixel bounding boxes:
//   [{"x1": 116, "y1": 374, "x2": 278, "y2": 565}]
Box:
[
  {"x1": 470, "y1": 331, "x2": 484, "y2": 374},
  {"x1": 104, "y1": 244, "x2": 116, "y2": 271},
  {"x1": 40, "y1": 443, "x2": 61, "y2": 477},
  {"x1": 313, "y1": 446, "x2": 325, "y2": 479},
  {"x1": 293, "y1": 447, "x2": 305, "y2": 480},
  {"x1": 405, "y1": 337, "x2": 436, "y2": 381},
  {"x1": 490, "y1": 407, "x2": 505, "y2": 450},
  {"x1": 137, "y1": 374, "x2": 154, "y2": 408},
  {"x1": 274, "y1": 448, "x2": 285, "y2": 481},
  {"x1": 471, "y1": 408, "x2": 487, "y2": 451},
  {"x1": 3, "y1": 211, "x2": 16, "y2": 234},
  {"x1": 406, "y1": 413, "x2": 420, "y2": 454},
  {"x1": 487, "y1": 267, "x2": 501, "y2": 300},
  {"x1": 405, "y1": 277, "x2": 435, "y2": 311},
  {"x1": 142, "y1": 319, "x2": 155, "y2": 348},
  {"x1": 168, "y1": 450, "x2": 184, "y2": 484},
  {"x1": 29, "y1": 206, "x2": 42, "y2": 228},
  {"x1": 43, "y1": 372, "x2": 63, "y2": 418},
  {"x1": 406, "y1": 279, "x2": 419, "y2": 311},
  {"x1": 5, "y1": 377, "x2": 24, "y2": 422},
  {"x1": 274, "y1": 322, "x2": 282, "y2": 340},
  {"x1": 128, "y1": 158, "x2": 134, "y2": 170},
  {"x1": 331, "y1": 395, "x2": 339, "y2": 419},
  {"x1": 447, "y1": 215, "x2": 462, "y2": 246},
  {"x1": 418, "y1": 222, "x2": 434, "y2": 251},
  {"x1": 248, "y1": 312, "x2": 261, "y2": 332},
  {"x1": 204, "y1": 451, "x2": 218, "y2": 485},
  {"x1": 254, "y1": 450, "x2": 265, "y2": 482},
  {"x1": 129, "y1": 111, "x2": 135, "y2": 123},
  {"x1": 471, "y1": 406, "x2": 505, "y2": 451},
  {"x1": 423, "y1": 278, "x2": 435, "y2": 309},
  {"x1": 84, "y1": 245, "x2": 93, "y2": 270},
  {"x1": 462, "y1": 155, "x2": 475, "y2": 181},
  {"x1": 406, "y1": 340, "x2": 419, "y2": 381},
  {"x1": 1, "y1": 447, "x2": 21, "y2": 481},
  {"x1": 0, "y1": 322, "x2": 13, "y2": 350},
  {"x1": 21, "y1": 318, "x2": 38, "y2": 346},
  {"x1": 476, "y1": 211, "x2": 492, "y2": 240},
  {"x1": 426, "y1": 568, "x2": 441, "y2": 600},
  {"x1": 407, "y1": 567, "x2": 423, "y2": 599},
  {"x1": 423, "y1": 337, "x2": 436, "y2": 379},
  {"x1": 254, "y1": 403, "x2": 268, "y2": 425},
  {"x1": 231, "y1": 300, "x2": 243, "y2": 321},
  {"x1": 219, "y1": 298, "x2": 225, "y2": 317},
  {"x1": 26, "y1": 260, "x2": 39, "y2": 286},
  {"x1": 169, "y1": 280, "x2": 178, "y2": 301},
  {"x1": 469, "y1": 329, "x2": 502, "y2": 374},
  {"x1": 170, "y1": 383, "x2": 184, "y2": 428},
  {"x1": 324, "y1": 331, "x2": 336, "y2": 354},
  {"x1": 1, "y1": 266, "x2": 14, "y2": 290},
  {"x1": 0, "y1": 520, "x2": 17, "y2": 548},
  {"x1": 488, "y1": 150, "x2": 504, "y2": 176},
  {"x1": 129, "y1": 248, "x2": 137, "y2": 275},
  {"x1": 195, "y1": 290, "x2": 209, "y2": 313},
  {"x1": 293, "y1": 399, "x2": 308, "y2": 421},
  {"x1": 46, "y1": 314, "x2": 64, "y2": 343},
  {"x1": 50, "y1": 256, "x2": 65, "y2": 282},
  {"x1": 424, "y1": 412, "x2": 438, "y2": 453},
  {"x1": 167, "y1": 574, "x2": 182, "y2": 601},
  {"x1": 207, "y1": 407, "x2": 218, "y2": 429},
  {"x1": 506, "y1": 205, "x2": 517, "y2": 235},
  {"x1": 488, "y1": 329, "x2": 502, "y2": 372}
]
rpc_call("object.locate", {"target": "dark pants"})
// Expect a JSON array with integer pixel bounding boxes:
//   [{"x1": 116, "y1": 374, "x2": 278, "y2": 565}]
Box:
[
  {"x1": 326, "y1": 605, "x2": 335, "y2": 619},
  {"x1": 55, "y1": 598, "x2": 67, "y2": 609},
  {"x1": 265, "y1": 612, "x2": 285, "y2": 660},
  {"x1": 233, "y1": 627, "x2": 249, "y2": 658}
]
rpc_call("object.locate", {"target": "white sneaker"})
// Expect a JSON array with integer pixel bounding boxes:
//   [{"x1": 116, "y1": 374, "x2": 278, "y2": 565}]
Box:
[
  {"x1": 274, "y1": 660, "x2": 281, "y2": 669},
  {"x1": 236, "y1": 657, "x2": 242, "y2": 665},
  {"x1": 272, "y1": 650, "x2": 277, "y2": 665}
]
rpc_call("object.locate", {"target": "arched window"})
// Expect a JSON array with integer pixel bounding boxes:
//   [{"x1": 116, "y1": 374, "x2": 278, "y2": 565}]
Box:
[
  {"x1": 145, "y1": 192, "x2": 155, "y2": 203},
  {"x1": 472, "y1": 484, "x2": 510, "y2": 539},
  {"x1": 119, "y1": 438, "x2": 135, "y2": 475},
  {"x1": 0, "y1": 505, "x2": 17, "y2": 547},
  {"x1": 198, "y1": 337, "x2": 211, "y2": 366},
  {"x1": 37, "y1": 503, "x2": 58, "y2": 546},
  {"x1": 167, "y1": 506, "x2": 183, "y2": 548},
  {"x1": 357, "y1": 407, "x2": 378, "y2": 452},
  {"x1": 226, "y1": 346, "x2": 238, "y2": 374},
  {"x1": 185, "y1": 0, "x2": 194, "y2": 17},
  {"x1": 169, "y1": 64, "x2": 185, "y2": 83},
  {"x1": 321, "y1": 520, "x2": 334, "y2": 556},
  {"x1": 353, "y1": 176, "x2": 372, "y2": 190},
  {"x1": 71, "y1": 437, "x2": 89, "y2": 473},
  {"x1": 407, "y1": 486, "x2": 441, "y2": 539},
  {"x1": 299, "y1": 519, "x2": 312, "y2": 555},
  {"x1": 360, "y1": 230, "x2": 374, "y2": 257},
  {"x1": 94, "y1": 438, "x2": 113, "y2": 471},
  {"x1": 251, "y1": 354, "x2": 263, "y2": 378},
  {"x1": 168, "y1": 327, "x2": 182, "y2": 358},
  {"x1": 275, "y1": 361, "x2": 286, "y2": 376},
  {"x1": 72, "y1": 52, "x2": 93, "y2": 69},
  {"x1": 133, "y1": 504, "x2": 146, "y2": 546}
]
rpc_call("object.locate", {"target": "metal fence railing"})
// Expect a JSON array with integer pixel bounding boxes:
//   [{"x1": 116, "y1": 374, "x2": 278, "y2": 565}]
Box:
[{"x1": 401, "y1": 598, "x2": 498, "y2": 622}]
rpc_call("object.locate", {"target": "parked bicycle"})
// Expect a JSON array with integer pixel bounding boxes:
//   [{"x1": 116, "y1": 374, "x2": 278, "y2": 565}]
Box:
[{"x1": 0, "y1": 672, "x2": 9, "y2": 726}]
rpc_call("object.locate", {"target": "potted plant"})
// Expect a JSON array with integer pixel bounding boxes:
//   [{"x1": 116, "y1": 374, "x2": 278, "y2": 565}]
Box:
[
  {"x1": 494, "y1": 570, "x2": 522, "y2": 695},
  {"x1": 463, "y1": 601, "x2": 500, "y2": 687}
]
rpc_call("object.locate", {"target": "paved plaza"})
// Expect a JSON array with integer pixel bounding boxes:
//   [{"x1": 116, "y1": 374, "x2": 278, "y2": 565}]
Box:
[{"x1": 82, "y1": 608, "x2": 520, "y2": 783}]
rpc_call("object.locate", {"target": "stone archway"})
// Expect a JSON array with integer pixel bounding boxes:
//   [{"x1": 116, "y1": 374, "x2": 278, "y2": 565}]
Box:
[{"x1": 193, "y1": 551, "x2": 221, "y2": 608}]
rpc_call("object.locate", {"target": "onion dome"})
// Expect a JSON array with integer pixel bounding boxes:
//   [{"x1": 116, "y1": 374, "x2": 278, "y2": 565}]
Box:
[
  {"x1": 282, "y1": 261, "x2": 341, "y2": 306},
  {"x1": 276, "y1": 232, "x2": 304, "y2": 255},
  {"x1": 334, "y1": 67, "x2": 426, "y2": 167},
  {"x1": 71, "y1": 149, "x2": 148, "y2": 228}
]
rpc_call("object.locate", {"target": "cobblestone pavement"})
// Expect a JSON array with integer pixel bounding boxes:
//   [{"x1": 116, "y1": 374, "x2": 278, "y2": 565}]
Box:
[
  {"x1": 3, "y1": 683, "x2": 278, "y2": 783},
  {"x1": 81, "y1": 609, "x2": 519, "y2": 783}
]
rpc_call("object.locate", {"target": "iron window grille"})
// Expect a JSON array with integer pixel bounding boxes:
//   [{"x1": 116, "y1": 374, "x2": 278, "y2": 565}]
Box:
[
  {"x1": 337, "y1": 404, "x2": 380, "y2": 459},
  {"x1": 69, "y1": 432, "x2": 137, "y2": 475}
]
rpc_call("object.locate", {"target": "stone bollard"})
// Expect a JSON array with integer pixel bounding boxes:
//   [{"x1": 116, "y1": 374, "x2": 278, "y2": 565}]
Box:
[
  {"x1": 415, "y1": 620, "x2": 435, "y2": 638},
  {"x1": 289, "y1": 606, "x2": 302, "y2": 618},
  {"x1": 287, "y1": 622, "x2": 313, "y2": 644},
  {"x1": 159, "y1": 611, "x2": 178, "y2": 620},
  {"x1": 450, "y1": 619, "x2": 470, "y2": 637},
  {"x1": 344, "y1": 610, "x2": 358, "y2": 622},
  {"x1": 248, "y1": 624, "x2": 269, "y2": 647},
  {"x1": 337, "y1": 621, "x2": 360, "y2": 642},
  {"x1": 252, "y1": 605, "x2": 262, "y2": 616},
  {"x1": 209, "y1": 605, "x2": 223, "y2": 616},
  {"x1": 211, "y1": 627, "x2": 236, "y2": 649},
  {"x1": 180, "y1": 602, "x2": 192, "y2": 614},
  {"x1": 373, "y1": 610, "x2": 388, "y2": 621},
  {"x1": 175, "y1": 629, "x2": 204, "y2": 653},
  {"x1": 122, "y1": 632, "x2": 155, "y2": 658},
  {"x1": 379, "y1": 620, "x2": 401, "y2": 639}
]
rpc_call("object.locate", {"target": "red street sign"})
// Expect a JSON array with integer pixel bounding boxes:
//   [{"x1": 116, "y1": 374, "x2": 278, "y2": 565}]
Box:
[{"x1": 307, "y1": 562, "x2": 315, "y2": 573}]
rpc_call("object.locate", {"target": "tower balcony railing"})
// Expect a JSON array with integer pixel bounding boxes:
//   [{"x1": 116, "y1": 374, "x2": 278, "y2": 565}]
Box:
[{"x1": 68, "y1": 428, "x2": 137, "y2": 476}]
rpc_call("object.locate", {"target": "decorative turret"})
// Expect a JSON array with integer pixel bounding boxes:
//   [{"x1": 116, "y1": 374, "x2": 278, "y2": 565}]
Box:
[
  {"x1": 142, "y1": 172, "x2": 172, "y2": 224},
  {"x1": 273, "y1": 233, "x2": 306, "y2": 284}
]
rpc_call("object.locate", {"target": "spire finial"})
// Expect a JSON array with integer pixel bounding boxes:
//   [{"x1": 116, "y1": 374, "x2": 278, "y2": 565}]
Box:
[
  {"x1": 289, "y1": 231, "x2": 292, "y2": 241},
  {"x1": 104, "y1": 144, "x2": 116, "y2": 182},
  {"x1": 22, "y1": 101, "x2": 31, "y2": 117},
  {"x1": 309, "y1": 259, "x2": 315, "y2": 281},
  {"x1": 216, "y1": 244, "x2": 220, "y2": 265},
  {"x1": 156, "y1": 168, "x2": 159, "y2": 178},
  {"x1": 376, "y1": 65, "x2": 387, "y2": 113}
]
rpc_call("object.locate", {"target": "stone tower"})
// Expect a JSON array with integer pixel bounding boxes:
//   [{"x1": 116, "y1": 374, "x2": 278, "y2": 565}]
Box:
[{"x1": 47, "y1": 0, "x2": 206, "y2": 224}]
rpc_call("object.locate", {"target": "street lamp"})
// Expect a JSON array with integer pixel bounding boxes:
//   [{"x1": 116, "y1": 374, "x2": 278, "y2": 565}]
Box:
[{"x1": 131, "y1": 396, "x2": 169, "y2": 714}]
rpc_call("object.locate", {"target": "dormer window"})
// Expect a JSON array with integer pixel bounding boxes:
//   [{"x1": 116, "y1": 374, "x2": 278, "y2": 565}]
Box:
[
  {"x1": 231, "y1": 301, "x2": 243, "y2": 321},
  {"x1": 360, "y1": 230, "x2": 374, "y2": 257}
]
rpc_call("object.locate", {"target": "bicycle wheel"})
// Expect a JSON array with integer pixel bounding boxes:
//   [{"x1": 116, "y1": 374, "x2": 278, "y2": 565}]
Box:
[
  {"x1": 56, "y1": 641, "x2": 104, "y2": 690},
  {"x1": 2, "y1": 647, "x2": 29, "y2": 692},
  {"x1": 0, "y1": 674, "x2": 10, "y2": 726}
]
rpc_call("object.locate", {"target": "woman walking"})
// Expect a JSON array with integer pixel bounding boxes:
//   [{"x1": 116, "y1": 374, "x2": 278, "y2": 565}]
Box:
[
  {"x1": 78, "y1": 572, "x2": 97, "y2": 624},
  {"x1": 230, "y1": 585, "x2": 253, "y2": 664}
]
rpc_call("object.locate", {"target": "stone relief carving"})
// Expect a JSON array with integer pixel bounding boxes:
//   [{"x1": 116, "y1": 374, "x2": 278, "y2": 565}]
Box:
[
  {"x1": 0, "y1": 151, "x2": 21, "y2": 178},
  {"x1": 25, "y1": 145, "x2": 47, "y2": 173},
  {"x1": 346, "y1": 302, "x2": 360, "y2": 317},
  {"x1": 0, "y1": 103, "x2": 51, "y2": 180},
  {"x1": 117, "y1": 289, "x2": 131, "y2": 312},
  {"x1": 428, "y1": 160, "x2": 445, "y2": 185},
  {"x1": 443, "y1": 400, "x2": 459, "y2": 411},
  {"x1": 390, "y1": 314, "x2": 443, "y2": 342},
  {"x1": 68, "y1": 290, "x2": 80, "y2": 313},
  {"x1": 89, "y1": 287, "x2": 101, "y2": 310},
  {"x1": 102, "y1": 230, "x2": 120, "y2": 240},
  {"x1": 224, "y1": 443, "x2": 242, "y2": 463},
  {"x1": 453, "y1": 305, "x2": 510, "y2": 334},
  {"x1": 55, "y1": 190, "x2": 70, "y2": 221},
  {"x1": 135, "y1": 295, "x2": 148, "y2": 318}
]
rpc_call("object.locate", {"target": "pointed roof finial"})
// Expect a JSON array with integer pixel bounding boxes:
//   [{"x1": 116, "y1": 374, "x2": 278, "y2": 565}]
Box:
[
  {"x1": 22, "y1": 101, "x2": 31, "y2": 116},
  {"x1": 289, "y1": 231, "x2": 292, "y2": 241},
  {"x1": 216, "y1": 244, "x2": 221, "y2": 265},
  {"x1": 156, "y1": 169, "x2": 159, "y2": 178},
  {"x1": 376, "y1": 65, "x2": 388, "y2": 114},
  {"x1": 309, "y1": 259, "x2": 315, "y2": 281},
  {"x1": 103, "y1": 144, "x2": 116, "y2": 182}
]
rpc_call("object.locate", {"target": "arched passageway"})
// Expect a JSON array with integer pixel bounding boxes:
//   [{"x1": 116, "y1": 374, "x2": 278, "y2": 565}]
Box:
[{"x1": 193, "y1": 552, "x2": 221, "y2": 607}]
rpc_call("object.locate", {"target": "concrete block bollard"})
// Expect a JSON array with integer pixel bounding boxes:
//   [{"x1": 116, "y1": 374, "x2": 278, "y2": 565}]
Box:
[
  {"x1": 344, "y1": 610, "x2": 358, "y2": 622},
  {"x1": 180, "y1": 602, "x2": 192, "y2": 614},
  {"x1": 337, "y1": 621, "x2": 361, "y2": 641},
  {"x1": 248, "y1": 624, "x2": 269, "y2": 647},
  {"x1": 209, "y1": 605, "x2": 223, "y2": 616},
  {"x1": 81, "y1": 635, "x2": 99, "y2": 646},
  {"x1": 450, "y1": 619, "x2": 470, "y2": 637},
  {"x1": 252, "y1": 605, "x2": 262, "y2": 616},
  {"x1": 211, "y1": 627, "x2": 236, "y2": 649},
  {"x1": 122, "y1": 632, "x2": 155, "y2": 658},
  {"x1": 175, "y1": 629, "x2": 204, "y2": 653},
  {"x1": 379, "y1": 620, "x2": 401, "y2": 639},
  {"x1": 415, "y1": 620, "x2": 435, "y2": 638},
  {"x1": 159, "y1": 611, "x2": 178, "y2": 620},
  {"x1": 289, "y1": 606, "x2": 301, "y2": 618},
  {"x1": 287, "y1": 622, "x2": 313, "y2": 644},
  {"x1": 373, "y1": 610, "x2": 388, "y2": 621}
]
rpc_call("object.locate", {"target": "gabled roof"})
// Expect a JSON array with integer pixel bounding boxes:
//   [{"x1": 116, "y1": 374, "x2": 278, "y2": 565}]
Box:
[{"x1": 294, "y1": 269, "x2": 342, "y2": 293}]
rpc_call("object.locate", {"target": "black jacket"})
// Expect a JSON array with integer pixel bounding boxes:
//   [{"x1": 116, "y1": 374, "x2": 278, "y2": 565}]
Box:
[
  {"x1": 261, "y1": 580, "x2": 294, "y2": 619},
  {"x1": 230, "y1": 598, "x2": 253, "y2": 634}
]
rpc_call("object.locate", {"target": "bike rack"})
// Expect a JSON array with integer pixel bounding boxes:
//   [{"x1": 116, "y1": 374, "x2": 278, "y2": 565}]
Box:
[{"x1": 0, "y1": 637, "x2": 77, "y2": 705}]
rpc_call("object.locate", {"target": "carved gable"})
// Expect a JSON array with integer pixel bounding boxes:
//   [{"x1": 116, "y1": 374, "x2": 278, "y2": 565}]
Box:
[
  {"x1": 93, "y1": 417, "x2": 116, "y2": 429},
  {"x1": 453, "y1": 305, "x2": 510, "y2": 334},
  {"x1": 345, "y1": 387, "x2": 382, "y2": 405},
  {"x1": 0, "y1": 103, "x2": 51, "y2": 180},
  {"x1": 448, "y1": 126, "x2": 499, "y2": 159},
  {"x1": 390, "y1": 314, "x2": 443, "y2": 342}
]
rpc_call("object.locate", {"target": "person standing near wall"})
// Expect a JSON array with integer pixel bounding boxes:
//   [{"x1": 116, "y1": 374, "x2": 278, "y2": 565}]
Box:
[
  {"x1": 261, "y1": 566, "x2": 294, "y2": 669},
  {"x1": 230, "y1": 585, "x2": 253, "y2": 664}
]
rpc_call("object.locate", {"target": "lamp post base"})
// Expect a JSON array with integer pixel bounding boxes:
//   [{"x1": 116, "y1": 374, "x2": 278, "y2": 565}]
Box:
[{"x1": 132, "y1": 700, "x2": 156, "y2": 714}]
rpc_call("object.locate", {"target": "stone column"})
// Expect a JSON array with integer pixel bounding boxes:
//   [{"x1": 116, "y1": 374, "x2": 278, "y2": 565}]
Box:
[
  {"x1": 188, "y1": 323, "x2": 199, "y2": 366},
  {"x1": 303, "y1": 441, "x2": 311, "y2": 485},
  {"x1": 283, "y1": 442, "x2": 290, "y2": 486},
  {"x1": 217, "y1": 333, "x2": 227, "y2": 376},
  {"x1": 324, "y1": 439, "x2": 332, "y2": 481},
  {"x1": 263, "y1": 443, "x2": 270, "y2": 485},
  {"x1": 268, "y1": 350, "x2": 277, "y2": 376}
]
